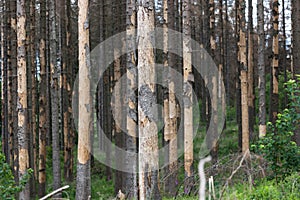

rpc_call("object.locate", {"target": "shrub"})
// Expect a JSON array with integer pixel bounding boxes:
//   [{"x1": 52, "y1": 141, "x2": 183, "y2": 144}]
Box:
[
  {"x1": 252, "y1": 78, "x2": 300, "y2": 180},
  {"x1": 0, "y1": 152, "x2": 32, "y2": 199}
]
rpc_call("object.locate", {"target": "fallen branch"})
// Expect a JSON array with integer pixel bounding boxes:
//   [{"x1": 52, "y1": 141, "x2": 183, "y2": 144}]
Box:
[
  {"x1": 39, "y1": 185, "x2": 70, "y2": 200},
  {"x1": 219, "y1": 150, "x2": 250, "y2": 200}
]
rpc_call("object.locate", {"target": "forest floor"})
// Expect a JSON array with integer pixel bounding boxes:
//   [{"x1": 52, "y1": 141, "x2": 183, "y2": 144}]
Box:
[{"x1": 44, "y1": 108, "x2": 300, "y2": 200}]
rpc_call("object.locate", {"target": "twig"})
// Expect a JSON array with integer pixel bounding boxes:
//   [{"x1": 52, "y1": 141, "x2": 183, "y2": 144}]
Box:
[
  {"x1": 219, "y1": 150, "x2": 250, "y2": 200},
  {"x1": 39, "y1": 185, "x2": 70, "y2": 200}
]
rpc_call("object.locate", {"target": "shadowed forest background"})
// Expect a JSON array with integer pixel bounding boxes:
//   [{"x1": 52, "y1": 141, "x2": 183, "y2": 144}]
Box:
[{"x1": 0, "y1": 0, "x2": 300, "y2": 199}]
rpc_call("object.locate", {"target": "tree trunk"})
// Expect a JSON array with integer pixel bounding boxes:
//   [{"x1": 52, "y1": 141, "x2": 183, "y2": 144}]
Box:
[
  {"x1": 49, "y1": 0, "x2": 61, "y2": 194},
  {"x1": 76, "y1": 0, "x2": 92, "y2": 198},
  {"x1": 124, "y1": 0, "x2": 138, "y2": 198},
  {"x1": 17, "y1": 0, "x2": 30, "y2": 198},
  {"x1": 38, "y1": 0, "x2": 48, "y2": 196},
  {"x1": 247, "y1": 0, "x2": 255, "y2": 141},
  {"x1": 238, "y1": 0, "x2": 249, "y2": 153},
  {"x1": 270, "y1": 0, "x2": 279, "y2": 124},
  {"x1": 137, "y1": 1, "x2": 161, "y2": 199},
  {"x1": 291, "y1": 0, "x2": 300, "y2": 145},
  {"x1": 182, "y1": 0, "x2": 194, "y2": 193},
  {"x1": 257, "y1": 0, "x2": 266, "y2": 138},
  {"x1": 166, "y1": 0, "x2": 178, "y2": 196}
]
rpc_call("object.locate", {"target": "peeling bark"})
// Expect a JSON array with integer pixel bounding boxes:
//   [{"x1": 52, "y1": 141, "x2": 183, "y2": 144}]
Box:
[
  {"x1": 76, "y1": 0, "x2": 92, "y2": 198},
  {"x1": 270, "y1": 0, "x2": 279, "y2": 124},
  {"x1": 137, "y1": 1, "x2": 161, "y2": 199},
  {"x1": 238, "y1": 0, "x2": 249, "y2": 153},
  {"x1": 258, "y1": 0, "x2": 266, "y2": 138},
  {"x1": 182, "y1": 0, "x2": 194, "y2": 193},
  {"x1": 17, "y1": 0, "x2": 30, "y2": 198}
]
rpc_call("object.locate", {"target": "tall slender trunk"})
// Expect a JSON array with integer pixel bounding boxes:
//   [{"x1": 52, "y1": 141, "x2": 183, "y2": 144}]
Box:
[
  {"x1": 137, "y1": 1, "x2": 161, "y2": 199},
  {"x1": 258, "y1": 0, "x2": 266, "y2": 138},
  {"x1": 9, "y1": 0, "x2": 19, "y2": 182},
  {"x1": 38, "y1": 0, "x2": 48, "y2": 196},
  {"x1": 182, "y1": 0, "x2": 194, "y2": 193},
  {"x1": 292, "y1": 0, "x2": 300, "y2": 145},
  {"x1": 282, "y1": 0, "x2": 288, "y2": 107},
  {"x1": 76, "y1": 0, "x2": 92, "y2": 198},
  {"x1": 270, "y1": 0, "x2": 279, "y2": 124},
  {"x1": 238, "y1": 0, "x2": 249, "y2": 153},
  {"x1": 208, "y1": 0, "x2": 218, "y2": 163},
  {"x1": 113, "y1": 0, "x2": 125, "y2": 194},
  {"x1": 17, "y1": 0, "x2": 30, "y2": 198},
  {"x1": 166, "y1": 0, "x2": 178, "y2": 196},
  {"x1": 49, "y1": 0, "x2": 61, "y2": 194},
  {"x1": 124, "y1": 0, "x2": 138, "y2": 198},
  {"x1": 248, "y1": 0, "x2": 255, "y2": 141},
  {"x1": 1, "y1": 0, "x2": 9, "y2": 166}
]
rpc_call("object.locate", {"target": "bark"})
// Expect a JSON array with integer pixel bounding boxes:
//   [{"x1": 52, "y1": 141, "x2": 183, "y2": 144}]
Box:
[
  {"x1": 166, "y1": 0, "x2": 178, "y2": 196},
  {"x1": 282, "y1": 0, "x2": 288, "y2": 107},
  {"x1": 1, "y1": 0, "x2": 9, "y2": 166},
  {"x1": 38, "y1": 0, "x2": 47, "y2": 196},
  {"x1": 113, "y1": 0, "x2": 125, "y2": 194},
  {"x1": 163, "y1": 0, "x2": 171, "y2": 195},
  {"x1": 248, "y1": 0, "x2": 255, "y2": 141},
  {"x1": 103, "y1": 0, "x2": 112, "y2": 180},
  {"x1": 9, "y1": 0, "x2": 19, "y2": 181},
  {"x1": 270, "y1": 0, "x2": 279, "y2": 124},
  {"x1": 17, "y1": 0, "x2": 30, "y2": 198},
  {"x1": 49, "y1": 0, "x2": 61, "y2": 194},
  {"x1": 258, "y1": 0, "x2": 266, "y2": 138},
  {"x1": 238, "y1": 0, "x2": 249, "y2": 153},
  {"x1": 235, "y1": 0, "x2": 242, "y2": 149},
  {"x1": 208, "y1": 0, "x2": 218, "y2": 164},
  {"x1": 66, "y1": 0, "x2": 74, "y2": 182},
  {"x1": 137, "y1": 0, "x2": 161, "y2": 199},
  {"x1": 124, "y1": 0, "x2": 138, "y2": 198},
  {"x1": 75, "y1": 0, "x2": 92, "y2": 198},
  {"x1": 182, "y1": 0, "x2": 194, "y2": 193},
  {"x1": 26, "y1": 0, "x2": 37, "y2": 196},
  {"x1": 291, "y1": 0, "x2": 300, "y2": 145}
]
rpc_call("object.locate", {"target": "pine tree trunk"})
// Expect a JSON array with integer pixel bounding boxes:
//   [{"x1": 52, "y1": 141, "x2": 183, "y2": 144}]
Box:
[
  {"x1": 49, "y1": 0, "x2": 61, "y2": 195},
  {"x1": 257, "y1": 0, "x2": 266, "y2": 138},
  {"x1": 9, "y1": 0, "x2": 19, "y2": 182},
  {"x1": 238, "y1": 0, "x2": 249, "y2": 153},
  {"x1": 17, "y1": 0, "x2": 30, "y2": 198},
  {"x1": 182, "y1": 0, "x2": 194, "y2": 193},
  {"x1": 270, "y1": 0, "x2": 279, "y2": 124},
  {"x1": 247, "y1": 0, "x2": 255, "y2": 141},
  {"x1": 124, "y1": 0, "x2": 138, "y2": 198},
  {"x1": 76, "y1": 0, "x2": 92, "y2": 198},
  {"x1": 38, "y1": 0, "x2": 48, "y2": 196},
  {"x1": 137, "y1": 1, "x2": 161, "y2": 199},
  {"x1": 291, "y1": 0, "x2": 300, "y2": 145}
]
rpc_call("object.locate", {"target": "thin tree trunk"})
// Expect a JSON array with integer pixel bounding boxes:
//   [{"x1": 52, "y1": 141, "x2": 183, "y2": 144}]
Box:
[
  {"x1": 38, "y1": 0, "x2": 48, "y2": 196},
  {"x1": 208, "y1": 0, "x2": 218, "y2": 164},
  {"x1": 124, "y1": 0, "x2": 138, "y2": 198},
  {"x1": 248, "y1": 0, "x2": 255, "y2": 141},
  {"x1": 292, "y1": 0, "x2": 300, "y2": 145},
  {"x1": 9, "y1": 0, "x2": 19, "y2": 182},
  {"x1": 17, "y1": 0, "x2": 30, "y2": 198},
  {"x1": 282, "y1": 0, "x2": 288, "y2": 107},
  {"x1": 257, "y1": 0, "x2": 266, "y2": 138},
  {"x1": 137, "y1": 1, "x2": 161, "y2": 199},
  {"x1": 238, "y1": 0, "x2": 249, "y2": 153},
  {"x1": 270, "y1": 0, "x2": 279, "y2": 124},
  {"x1": 49, "y1": 0, "x2": 61, "y2": 194},
  {"x1": 166, "y1": 0, "x2": 178, "y2": 196},
  {"x1": 182, "y1": 0, "x2": 194, "y2": 193},
  {"x1": 76, "y1": 0, "x2": 92, "y2": 198}
]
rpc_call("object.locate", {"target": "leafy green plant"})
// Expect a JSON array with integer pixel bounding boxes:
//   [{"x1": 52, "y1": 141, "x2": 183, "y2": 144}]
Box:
[
  {"x1": 0, "y1": 153, "x2": 32, "y2": 199},
  {"x1": 252, "y1": 77, "x2": 300, "y2": 180}
]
